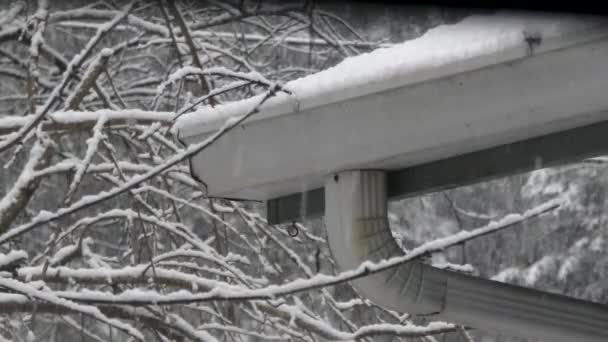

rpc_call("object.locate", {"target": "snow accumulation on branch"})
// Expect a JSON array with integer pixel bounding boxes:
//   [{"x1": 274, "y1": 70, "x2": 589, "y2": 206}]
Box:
[
  {"x1": 49, "y1": 8, "x2": 169, "y2": 37},
  {"x1": 0, "y1": 138, "x2": 49, "y2": 231},
  {"x1": 18, "y1": 263, "x2": 238, "y2": 291},
  {"x1": 0, "y1": 2, "x2": 135, "y2": 153},
  {"x1": 0, "y1": 277, "x2": 144, "y2": 341},
  {"x1": 21, "y1": 197, "x2": 560, "y2": 306},
  {"x1": 0, "y1": 250, "x2": 27, "y2": 269},
  {"x1": 0, "y1": 86, "x2": 282, "y2": 246},
  {"x1": 64, "y1": 115, "x2": 108, "y2": 202},
  {"x1": 0, "y1": 197, "x2": 555, "y2": 340},
  {"x1": 156, "y1": 66, "x2": 273, "y2": 99},
  {"x1": 0, "y1": 109, "x2": 175, "y2": 134},
  {"x1": 0, "y1": 2, "x2": 25, "y2": 28},
  {"x1": 175, "y1": 11, "x2": 608, "y2": 136},
  {"x1": 269, "y1": 305, "x2": 458, "y2": 340}
]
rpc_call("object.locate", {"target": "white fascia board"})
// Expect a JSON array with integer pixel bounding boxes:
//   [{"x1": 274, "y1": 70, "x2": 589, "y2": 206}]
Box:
[{"x1": 176, "y1": 12, "x2": 608, "y2": 200}]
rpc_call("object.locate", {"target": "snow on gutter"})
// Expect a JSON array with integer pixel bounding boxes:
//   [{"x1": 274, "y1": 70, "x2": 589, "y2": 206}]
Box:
[{"x1": 175, "y1": 11, "x2": 608, "y2": 138}]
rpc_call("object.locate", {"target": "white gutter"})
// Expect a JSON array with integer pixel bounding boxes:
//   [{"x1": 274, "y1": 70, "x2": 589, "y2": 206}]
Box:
[
  {"x1": 177, "y1": 12, "x2": 608, "y2": 201},
  {"x1": 326, "y1": 170, "x2": 608, "y2": 342}
]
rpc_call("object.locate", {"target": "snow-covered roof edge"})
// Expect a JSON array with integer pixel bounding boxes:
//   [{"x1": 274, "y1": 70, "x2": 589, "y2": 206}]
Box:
[{"x1": 175, "y1": 11, "x2": 608, "y2": 140}]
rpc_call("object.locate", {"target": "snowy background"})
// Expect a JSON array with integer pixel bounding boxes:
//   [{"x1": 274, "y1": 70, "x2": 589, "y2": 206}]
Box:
[{"x1": 0, "y1": 1, "x2": 605, "y2": 341}]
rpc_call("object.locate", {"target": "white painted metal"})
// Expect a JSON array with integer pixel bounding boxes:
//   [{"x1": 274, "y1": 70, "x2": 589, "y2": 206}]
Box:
[
  {"x1": 325, "y1": 170, "x2": 445, "y2": 313},
  {"x1": 179, "y1": 17, "x2": 608, "y2": 201},
  {"x1": 325, "y1": 170, "x2": 608, "y2": 342}
]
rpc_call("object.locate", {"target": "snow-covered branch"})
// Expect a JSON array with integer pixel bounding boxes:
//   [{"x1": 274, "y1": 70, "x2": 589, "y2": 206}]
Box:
[
  {"x1": 0, "y1": 2, "x2": 135, "y2": 153},
  {"x1": 0, "y1": 2, "x2": 532, "y2": 341},
  {"x1": 15, "y1": 198, "x2": 560, "y2": 308}
]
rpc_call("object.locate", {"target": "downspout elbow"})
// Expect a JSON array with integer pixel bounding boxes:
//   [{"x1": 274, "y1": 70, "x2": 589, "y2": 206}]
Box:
[
  {"x1": 324, "y1": 170, "x2": 448, "y2": 315},
  {"x1": 324, "y1": 170, "x2": 608, "y2": 342}
]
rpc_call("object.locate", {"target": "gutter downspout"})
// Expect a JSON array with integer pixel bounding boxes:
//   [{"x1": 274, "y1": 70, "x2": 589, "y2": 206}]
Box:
[{"x1": 325, "y1": 170, "x2": 608, "y2": 342}]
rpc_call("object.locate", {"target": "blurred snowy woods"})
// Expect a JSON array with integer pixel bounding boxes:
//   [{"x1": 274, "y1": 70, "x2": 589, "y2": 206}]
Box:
[{"x1": 0, "y1": 0, "x2": 605, "y2": 341}]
